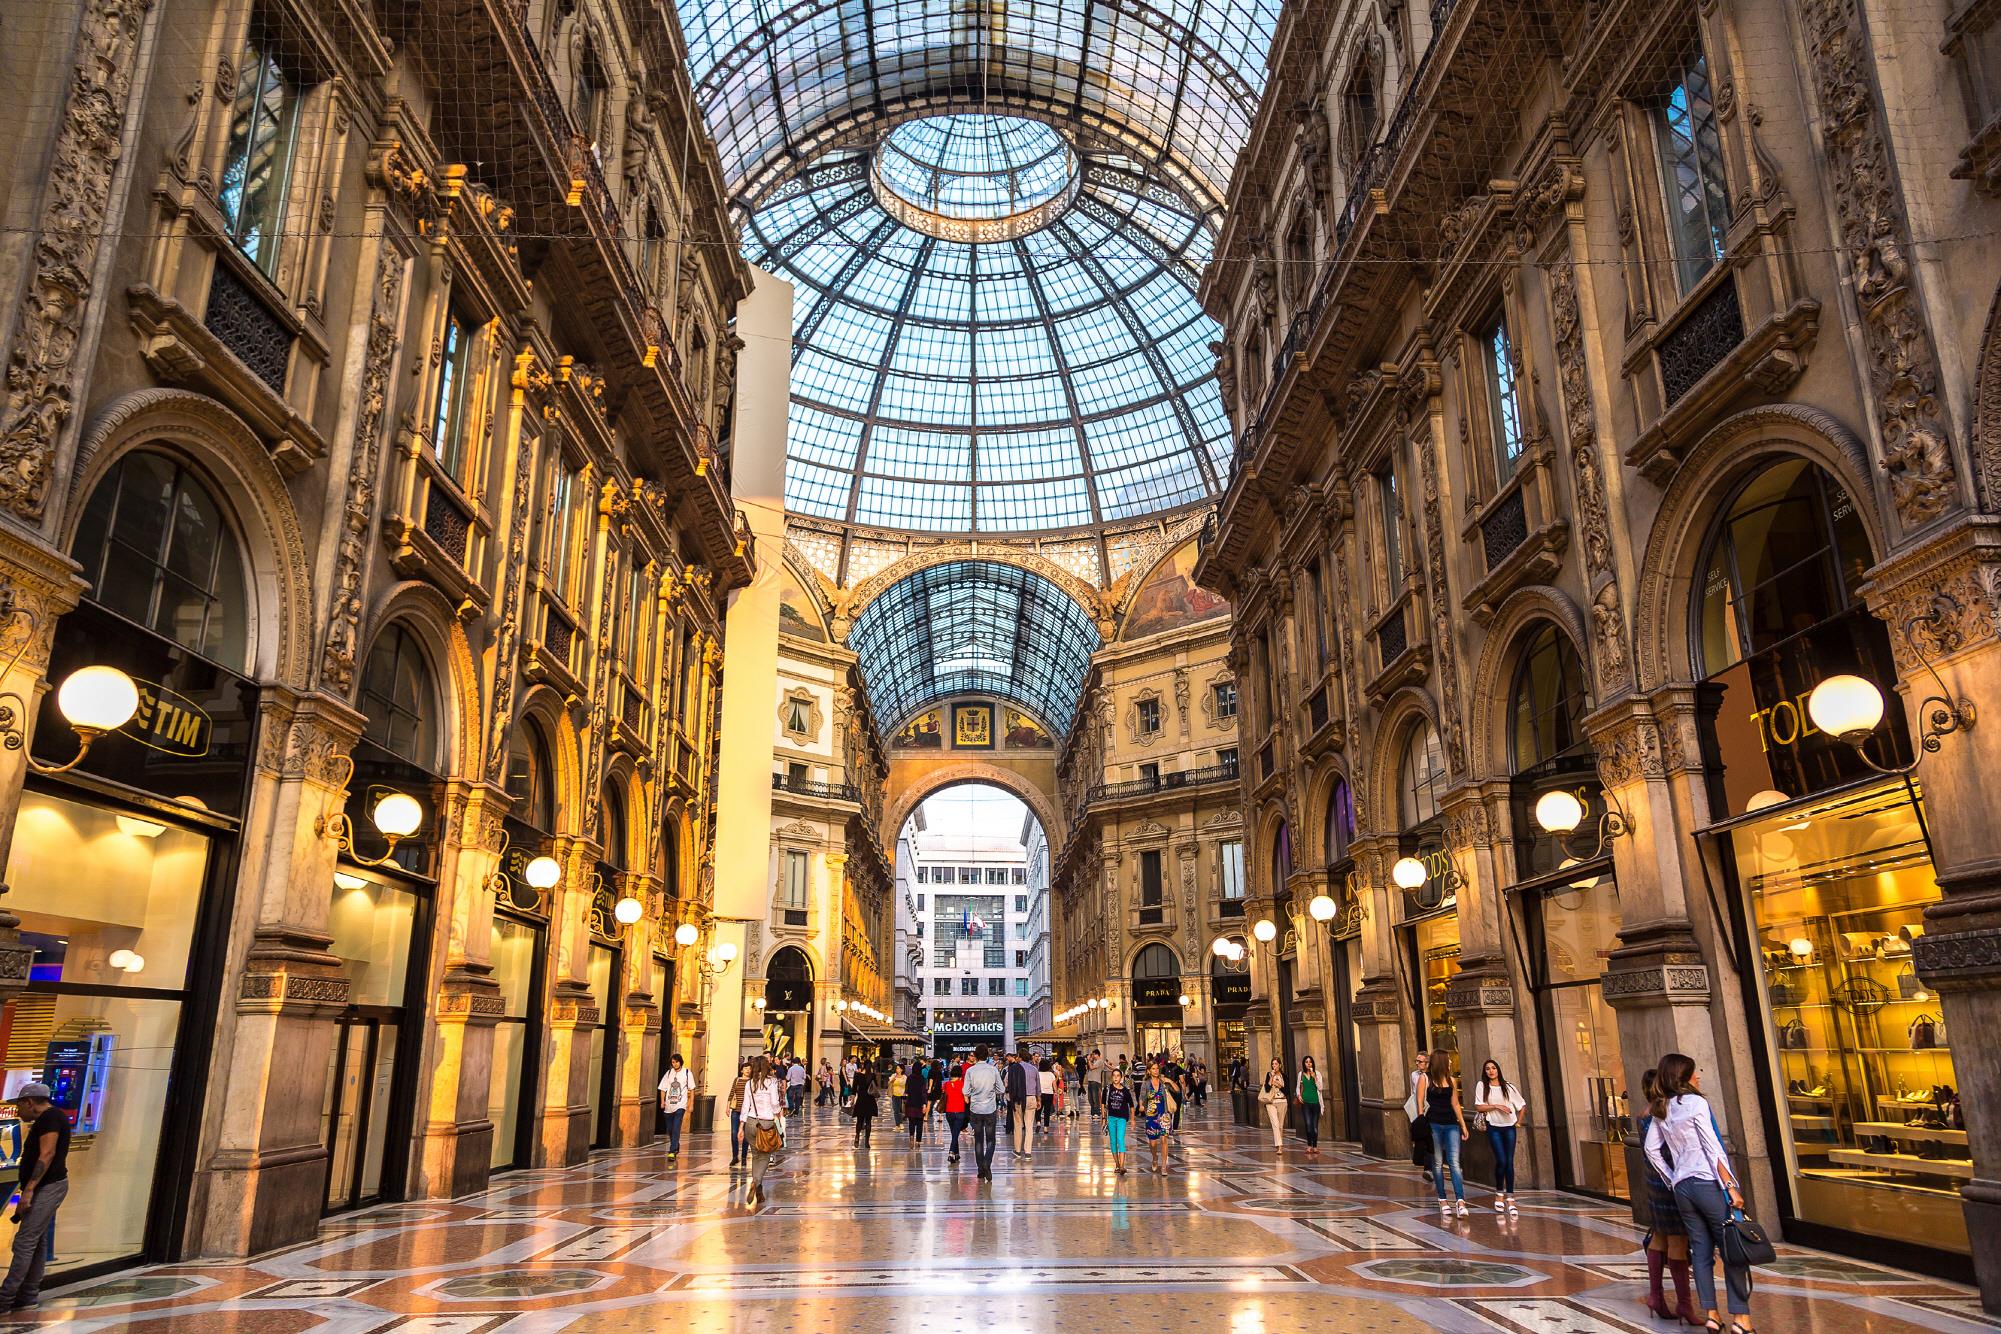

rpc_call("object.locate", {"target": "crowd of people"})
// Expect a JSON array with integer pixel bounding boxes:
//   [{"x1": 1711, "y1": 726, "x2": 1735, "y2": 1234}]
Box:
[{"x1": 683, "y1": 1042, "x2": 1763, "y2": 1334}]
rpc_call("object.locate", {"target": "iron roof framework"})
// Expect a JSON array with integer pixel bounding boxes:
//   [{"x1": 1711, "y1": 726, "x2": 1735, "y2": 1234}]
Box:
[{"x1": 847, "y1": 560, "x2": 1102, "y2": 734}]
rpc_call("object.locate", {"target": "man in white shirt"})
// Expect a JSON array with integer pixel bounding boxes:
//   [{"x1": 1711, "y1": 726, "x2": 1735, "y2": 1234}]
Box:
[{"x1": 656, "y1": 1054, "x2": 696, "y2": 1161}]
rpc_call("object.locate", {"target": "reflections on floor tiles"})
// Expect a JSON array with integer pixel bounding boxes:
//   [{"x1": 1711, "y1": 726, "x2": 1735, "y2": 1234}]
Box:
[{"x1": 10, "y1": 1103, "x2": 1995, "y2": 1333}]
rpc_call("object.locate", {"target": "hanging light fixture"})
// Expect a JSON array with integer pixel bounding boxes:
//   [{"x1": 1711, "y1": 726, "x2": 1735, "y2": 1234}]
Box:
[
  {"x1": 1251, "y1": 918, "x2": 1277, "y2": 943},
  {"x1": 1808, "y1": 595, "x2": 1976, "y2": 774},
  {"x1": 1307, "y1": 893, "x2": 1337, "y2": 922},
  {"x1": 313, "y1": 756, "x2": 424, "y2": 867},
  {"x1": 1391, "y1": 856, "x2": 1428, "y2": 890},
  {"x1": 613, "y1": 895, "x2": 644, "y2": 925}
]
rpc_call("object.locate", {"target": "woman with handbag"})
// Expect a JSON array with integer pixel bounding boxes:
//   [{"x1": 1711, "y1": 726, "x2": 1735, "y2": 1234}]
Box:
[
  {"x1": 850, "y1": 1060, "x2": 879, "y2": 1148},
  {"x1": 1259, "y1": 1058, "x2": 1288, "y2": 1149},
  {"x1": 1406, "y1": 1051, "x2": 1435, "y2": 1184},
  {"x1": 1644, "y1": 1053, "x2": 1754, "y2": 1334},
  {"x1": 741, "y1": 1054, "x2": 787, "y2": 1208},
  {"x1": 1295, "y1": 1056, "x2": 1324, "y2": 1156},
  {"x1": 1636, "y1": 1068, "x2": 1698, "y2": 1324},
  {"x1": 1472, "y1": 1059, "x2": 1527, "y2": 1214}
]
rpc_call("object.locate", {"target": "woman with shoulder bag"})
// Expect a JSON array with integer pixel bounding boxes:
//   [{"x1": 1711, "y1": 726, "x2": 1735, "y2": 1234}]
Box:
[
  {"x1": 1295, "y1": 1056, "x2": 1324, "y2": 1156},
  {"x1": 1406, "y1": 1051, "x2": 1436, "y2": 1184},
  {"x1": 850, "y1": 1059, "x2": 879, "y2": 1149},
  {"x1": 725, "y1": 1059, "x2": 751, "y2": 1171},
  {"x1": 1645, "y1": 1053, "x2": 1755, "y2": 1334},
  {"x1": 1472, "y1": 1059, "x2": 1528, "y2": 1213},
  {"x1": 1636, "y1": 1068, "x2": 1698, "y2": 1325},
  {"x1": 741, "y1": 1054, "x2": 788, "y2": 1207},
  {"x1": 1260, "y1": 1057, "x2": 1288, "y2": 1149}
]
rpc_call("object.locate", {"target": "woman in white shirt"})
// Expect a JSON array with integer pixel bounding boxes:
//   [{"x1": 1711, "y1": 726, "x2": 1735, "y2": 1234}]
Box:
[
  {"x1": 655, "y1": 1053, "x2": 696, "y2": 1163},
  {"x1": 1259, "y1": 1058, "x2": 1288, "y2": 1148},
  {"x1": 1643, "y1": 1053, "x2": 1753, "y2": 1334},
  {"x1": 1472, "y1": 1059, "x2": 1528, "y2": 1213},
  {"x1": 740, "y1": 1054, "x2": 788, "y2": 1208}
]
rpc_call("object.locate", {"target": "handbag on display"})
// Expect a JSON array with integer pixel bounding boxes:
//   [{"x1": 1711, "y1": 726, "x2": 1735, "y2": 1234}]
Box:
[
  {"x1": 1781, "y1": 1019, "x2": 1810, "y2": 1050},
  {"x1": 1768, "y1": 979, "x2": 1798, "y2": 1008},
  {"x1": 1723, "y1": 1211, "x2": 1778, "y2": 1268},
  {"x1": 1897, "y1": 968, "x2": 1923, "y2": 999},
  {"x1": 1910, "y1": 1013, "x2": 1941, "y2": 1050}
]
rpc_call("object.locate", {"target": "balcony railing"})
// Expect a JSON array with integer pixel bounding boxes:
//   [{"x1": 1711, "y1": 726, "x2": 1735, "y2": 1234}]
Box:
[
  {"x1": 1084, "y1": 760, "x2": 1240, "y2": 806},
  {"x1": 771, "y1": 772, "x2": 860, "y2": 802}
]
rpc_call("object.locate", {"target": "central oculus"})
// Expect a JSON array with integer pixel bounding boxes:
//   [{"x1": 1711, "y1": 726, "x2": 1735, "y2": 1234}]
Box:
[{"x1": 869, "y1": 114, "x2": 1081, "y2": 243}]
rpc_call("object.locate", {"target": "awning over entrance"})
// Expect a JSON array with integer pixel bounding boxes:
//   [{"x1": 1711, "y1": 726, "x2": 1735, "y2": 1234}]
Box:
[
  {"x1": 842, "y1": 1015, "x2": 926, "y2": 1045},
  {"x1": 1020, "y1": 1027, "x2": 1077, "y2": 1044}
]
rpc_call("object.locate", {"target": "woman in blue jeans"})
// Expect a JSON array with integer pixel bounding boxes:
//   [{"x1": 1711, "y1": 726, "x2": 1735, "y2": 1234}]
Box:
[
  {"x1": 1644, "y1": 1053, "x2": 1754, "y2": 1334},
  {"x1": 1473, "y1": 1059, "x2": 1527, "y2": 1213},
  {"x1": 1423, "y1": 1062, "x2": 1470, "y2": 1216}
]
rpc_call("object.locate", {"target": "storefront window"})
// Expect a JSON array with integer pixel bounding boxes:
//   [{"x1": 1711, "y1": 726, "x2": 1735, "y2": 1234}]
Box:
[
  {"x1": 488, "y1": 915, "x2": 542, "y2": 1170},
  {"x1": 0, "y1": 789, "x2": 209, "y2": 1272},
  {"x1": 327, "y1": 878, "x2": 416, "y2": 1007},
  {"x1": 323, "y1": 875, "x2": 418, "y2": 1212},
  {"x1": 1409, "y1": 912, "x2": 1460, "y2": 1066},
  {"x1": 586, "y1": 943, "x2": 617, "y2": 1148},
  {"x1": 1526, "y1": 868, "x2": 1629, "y2": 1198},
  {"x1": 1736, "y1": 784, "x2": 1964, "y2": 1254}
]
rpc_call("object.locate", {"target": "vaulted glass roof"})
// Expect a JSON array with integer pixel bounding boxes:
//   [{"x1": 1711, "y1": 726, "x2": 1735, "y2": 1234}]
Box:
[
  {"x1": 747, "y1": 130, "x2": 1232, "y2": 532},
  {"x1": 848, "y1": 561, "x2": 1102, "y2": 733},
  {"x1": 673, "y1": 0, "x2": 1283, "y2": 210}
]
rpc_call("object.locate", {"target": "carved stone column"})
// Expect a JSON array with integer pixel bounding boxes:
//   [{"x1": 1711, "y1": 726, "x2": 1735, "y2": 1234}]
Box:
[
  {"x1": 196, "y1": 690, "x2": 361, "y2": 1258},
  {"x1": 539, "y1": 835, "x2": 594, "y2": 1167},
  {"x1": 1349, "y1": 837, "x2": 1414, "y2": 1160},
  {"x1": 614, "y1": 871, "x2": 661, "y2": 1147}
]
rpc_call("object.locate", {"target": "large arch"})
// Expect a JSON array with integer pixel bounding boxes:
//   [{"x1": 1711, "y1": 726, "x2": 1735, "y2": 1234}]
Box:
[
  {"x1": 840, "y1": 546, "x2": 1113, "y2": 636},
  {"x1": 1465, "y1": 586, "x2": 1594, "y2": 783},
  {"x1": 1364, "y1": 686, "x2": 1444, "y2": 835},
  {"x1": 881, "y1": 759, "x2": 1063, "y2": 859},
  {"x1": 359, "y1": 582, "x2": 484, "y2": 782},
  {"x1": 69, "y1": 389, "x2": 316, "y2": 689},
  {"x1": 517, "y1": 684, "x2": 584, "y2": 839},
  {"x1": 1632, "y1": 404, "x2": 1882, "y2": 693}
]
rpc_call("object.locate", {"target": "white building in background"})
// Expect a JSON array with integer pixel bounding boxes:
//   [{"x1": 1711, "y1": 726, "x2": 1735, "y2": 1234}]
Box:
[
  {"x1": 1023, "y1": 816, "x2": 1053, "y2": 1039},
  {"x1": 908, "y1": 823, "x2": 1037, "y2": 1057},
  {"x1": 892, "y1": 818, "x2": 925, "y2": 1034}
]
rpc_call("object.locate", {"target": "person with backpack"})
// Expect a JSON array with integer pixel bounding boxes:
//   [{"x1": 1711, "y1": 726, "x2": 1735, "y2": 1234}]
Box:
[{"x1": 963, "y1": 1045, "x2": 1003, "y2": 1182}]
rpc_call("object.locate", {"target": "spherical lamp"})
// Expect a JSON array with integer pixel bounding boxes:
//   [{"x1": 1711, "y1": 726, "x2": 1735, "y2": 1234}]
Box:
[
  {"x1": 524, "y1": 856, "x2": 562, "y2": 890},
  {"x1": 1533, "y1": 789, "x2": 1585, "y2": 835},
  {"x1": 122, "y1": 952, "x2": 144, "y2": 974},
  {"x1": 673, "y1": 921, "x2": 699, "y2": 948},
  {"x1": 56, "y1": 665, "x2": 139, "y2": 735},
  {"x1": 1745, "y1": 790, "x2": 1790, "y2": 814},
  {"x1": 613, "y1": 895, "x2": 644, "y2": 925},
  {"x1": 107, "y1": 949, "x2": 135, "y2": 971},
  {"x1": 1808, "y1": 674, "x2": 1885, "y2": 742},
  {"x1": 1178, "y1": 993, "x2": 1192, "y2": 1007},
  {"x1": 1252, "y1": 918, "x2": 1277, "y2": 943},
  {"x1": 716, "y1": 940, "x2": 738, "y2": 963},
  {"x1": 370, "y1": 792, "x2": 423, "y2": 839},
  {"x1": 1211, "y1": 936, "x2": 1232, "y2": 957},
  {"x1": 1391, "y1": 856, "x2": 1428, "y2": 890},
  {"x1": 1308, "y1": 893, "x2": 1337, "y2": 922}
]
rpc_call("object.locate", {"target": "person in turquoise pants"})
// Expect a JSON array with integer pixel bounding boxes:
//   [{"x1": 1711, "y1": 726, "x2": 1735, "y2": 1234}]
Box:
[{"x1": 1104, "y1": 1068, "x2": 1134, "y2": 1176}]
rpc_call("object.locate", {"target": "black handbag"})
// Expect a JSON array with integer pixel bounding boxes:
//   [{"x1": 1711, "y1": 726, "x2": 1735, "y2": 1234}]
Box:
[
  {"x1": 1722, "y1": 1211, "x2": 1777, "y2": 1268},
  {"x1": 1781, "y1": 1019, "x2": 1809, "y2": 1050}
]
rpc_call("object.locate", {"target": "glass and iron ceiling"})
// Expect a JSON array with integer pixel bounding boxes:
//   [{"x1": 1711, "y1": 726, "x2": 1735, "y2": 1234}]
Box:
[
  {"x1": 673, "y1": 0, "x2": 1282, "y2": 537},
  {"x1": 848, "y1": 561, "x2": 1102, "y2": 733}
]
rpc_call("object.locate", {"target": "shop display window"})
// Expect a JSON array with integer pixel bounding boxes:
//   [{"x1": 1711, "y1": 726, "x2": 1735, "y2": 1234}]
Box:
[
  {"x1": 586, "y1": 943, "x2": 618, "y2": 1147},
  {"x1": 0, "y1": 789, "x2": 210, "y2": 1274},
  {"x1": 1526, "y1": 870, "x2": 1630, "y2": 1199},
  {"x1": 327, "y1": 878, "x2": 417, "y2": 1006},
  {"x1": 1407, "y1": 911, "x2": 1461, "y2": 1067},
  {"x1": 1735, "y1": 782, "x2": 1965, "y2": 1254},
  {"x1": 488, "y1": 916, "x2": 541, "y2": 1170}
]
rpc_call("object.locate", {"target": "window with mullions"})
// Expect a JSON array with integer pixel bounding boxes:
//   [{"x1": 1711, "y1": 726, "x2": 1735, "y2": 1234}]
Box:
[
  {"x1": 1398, "y1": 722, "x2": 1446, "y2": 828},
  {"x1": 1137, "y1": 697, "x2": 1162, "y2": 736},
  {"x1": 359, "y1": 622, "x2": 439, "y2": 771},
  {"x1": 780, "y1": 850, "x2": 809, "y2": 911},
  {"x1": 1483, "y1": 312, "x2": 1526, "y2": 480},
  {"x1": 1653, "y1": 50, "x2": 1731, "y2": 294},
  {"x1": 219, "y1": 15, "x2": 303, "y2": 277},
  {"x1": 1695, "y1": 458, "x2": 1874, "y2": 676},
  {"x1": 621, "y1": 560, "x2": 651, "y2": 676},
  {"x1": 1510, "y1": 625, "x2": 1590, "y2": 771},
  {"x1": 1378, "y1": 463, "x2": 1405, "y2": 594},
  {"x1": 433, "y1": 308, "x2": 477, "y2": 485},
  {"x1": 71, "y1": 451, "x2": 250, "y2": 671},
  {"x1": 1213, "y1": 681, "x2": 1237, "y2": 720},
  {"x1": 1220, "y1": 840, "x2": 1246, "y2": 900},
  {"x1": 544, "y1": 459, "x2": 583, "y2": 604}
]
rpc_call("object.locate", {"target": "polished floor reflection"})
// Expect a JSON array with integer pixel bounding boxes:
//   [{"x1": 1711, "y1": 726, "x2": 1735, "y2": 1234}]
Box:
[{"x1": 11, "y1": 1101, "x2": 1995, "y2": 1332}]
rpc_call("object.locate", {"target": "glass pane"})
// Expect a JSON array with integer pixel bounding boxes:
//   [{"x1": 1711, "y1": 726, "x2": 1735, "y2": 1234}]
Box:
[
  {"x1": 1654, "y1": 52, "x2": 1731, "y2": 293},
  {"x1": 328, "y1": 878, "x2": 417, "y2": 1007},
  {"x1": 489, "y1": 1020, "x2": 526, "y2": 1170},
  {"x1": 6, "y1": 790, "x2": 208, "y2": 989},
  {"x1": 359, "y1": 1022, "x2": 397, "y2": 1201},
  {"x1": 1413, "y1": 912, "x2": 1461, "y2": 1069},
  {"x1": 324, "y1": 1027, "x2": 366, "y2": 1208},
  {"x1": 1545, "y1": 981, "x2": 1629, "y2": 1198},
  {"x1": 0, "y1": 992, "x2": 181, "y2": 1271},
  {"x1": 491, "y1": 917, "x2": 539, "y2": 1018}
]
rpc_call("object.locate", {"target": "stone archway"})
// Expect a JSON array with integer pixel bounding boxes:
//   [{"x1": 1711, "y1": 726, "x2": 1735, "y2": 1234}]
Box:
[{"x1": 881, "y1": 758, "x2": 1065, "y2": 856}]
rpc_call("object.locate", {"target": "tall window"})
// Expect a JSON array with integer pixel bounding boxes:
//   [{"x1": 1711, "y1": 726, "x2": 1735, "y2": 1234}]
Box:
[
  {"x1": 433, "y1": 308, "x2": 477, "y2": 484},
  {"x1": 1220, "y1": 840, "x2": 1246, "y2": 900},
  {"x1": 1377, "y1": 463, "x2": 1404, "y2": 594},
  {"x1": 780, "y1": 850, "x2": 808, "y2": 910},
  {"x1": 1510, "y1": 626, "x2": 1590, "y2": 770},
  {"x1": 1213, "y1": 681, "x2": 1238, "y2": 720},
  {"x1": 1398, "y1": 722, "x2": 1446, "y2": 828},
  {"x1": 545, "y1": 460, "x2": 582, "y2": 602},
  {"x1": 1307, "y1": 560, "x2": 1329, "y2": 668},
  {"x1": 359, "y1": 623, "x2": 439, "y2": 770},
  {"x1": 71, "y1": 452, "x2": 250, "y2": 670},
  {"x1": 219, "y1": 17, "x2": 302, "y2": 276},
  {"x1": 1136, "y1": 697, "x2": 1162, "y2": 736},
  {"x1": 1483, "y1": 312, "x2": 1525, "y2": 478},
  {"x1": 503, "y1": 716, "x2": 557, "y2": 830},
  {"x1": 1325, "y1": 780, "x2": 1355, "y2": 863},
  {"x1": 1654, "y1": 50, "x2": 1731, "y2": 293},
  {"x1": 622, "y1": 559, "x2": 651, "y2": 675},
  {"x1": 1140, "y1": 850, "x2": 1163, "y2": 906}
]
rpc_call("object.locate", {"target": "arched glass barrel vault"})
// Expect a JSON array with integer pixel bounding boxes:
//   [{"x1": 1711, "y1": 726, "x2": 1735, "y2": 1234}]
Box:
[
  {"x1": 673, "y1": 0, "x2": 1284, "y2": 537},
  {"x1": 848, "y1": 560, "x2": 1102, "y2": 734}
]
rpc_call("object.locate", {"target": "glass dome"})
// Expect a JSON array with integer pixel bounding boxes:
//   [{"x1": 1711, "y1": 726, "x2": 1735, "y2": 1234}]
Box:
[
  {"x1": 747, "y1": 128, "x2": 1231, "y2": 535},
  {"x1": 871, "y1": 115, "x2": 1080, "y2": 242}
]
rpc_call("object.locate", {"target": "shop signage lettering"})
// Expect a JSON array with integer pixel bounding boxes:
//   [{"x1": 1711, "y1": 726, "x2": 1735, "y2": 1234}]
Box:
[
  {"x1": 935, "y1": 1021, "x2": 1003, "y2": 1034},
  {"x1": 1133, "y1": 977, "x2": 1179, "y2": 1007},
  {"x1": 1212, "y1": 974, "x2": 1251, "y2": 1005},
  {"x1": 1750, "y1": 691, "x2": 1825, "y2": 752},
  {"x1": 122, "y1": 680, "x2": 211, "y2": 757}
]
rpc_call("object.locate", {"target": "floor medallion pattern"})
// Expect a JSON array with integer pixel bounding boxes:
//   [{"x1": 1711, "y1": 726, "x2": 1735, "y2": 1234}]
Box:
[{"x1": 7, "y1": 1102, "x2": 1995, "y2": 1332}]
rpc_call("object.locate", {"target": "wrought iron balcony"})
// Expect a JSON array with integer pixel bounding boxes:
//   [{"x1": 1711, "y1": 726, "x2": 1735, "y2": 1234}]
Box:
[
  {"x1": 771, "y1": 772, "x2": 861, "y2": 802},
  {"x1": 1084, "y1": 759, "x2": 1240, "y2": 806}
]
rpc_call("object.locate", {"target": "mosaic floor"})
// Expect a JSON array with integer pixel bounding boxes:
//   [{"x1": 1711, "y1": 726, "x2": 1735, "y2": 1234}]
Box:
[{"x1": 13, "y1": 1101, "x2": 1996, "y2": 1332}]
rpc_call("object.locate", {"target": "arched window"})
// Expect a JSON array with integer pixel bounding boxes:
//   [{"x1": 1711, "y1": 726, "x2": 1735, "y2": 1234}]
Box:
[
  {"x1": 505, "y1": 716, "x2": 557, "y2": 832},
  {"x1": 1273, "y1": 822, "x2": 1293, "y2": 884},
  {"x1": 71, "y1": 451, "x2": 250, "y2": 670},
  {"x1": 765, "y1": 945, "x2": 814, "y2": 1012},
  {"x1": 1509, "y1": 626, "x2": 1589, "y2": 773},
  {"x1": 1694, "y1": 458, "x2": 1873, "y2": 677},
  {"x1": 1324, "y1": 779, "x2": 1355, "y2": 864},
  {"x1": 1132, "y1": 943, "x2": 1180, "y2": 979},
  {"x1": 359, "y1": 623, "x2": 439, "y2": 771},
  {"x1": 1398, "y1": 721, "x2": 1445, "y2": 829},
  {"x1": 603, "y1": 782, "x2": 628, "y2": 870}
]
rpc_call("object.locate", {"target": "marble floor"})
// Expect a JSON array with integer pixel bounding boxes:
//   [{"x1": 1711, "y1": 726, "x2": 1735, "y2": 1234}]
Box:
[{"x1": 13, "y1": 1100, "x2": 1995, "y2": 1332}]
